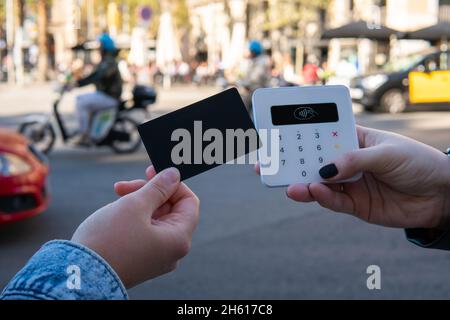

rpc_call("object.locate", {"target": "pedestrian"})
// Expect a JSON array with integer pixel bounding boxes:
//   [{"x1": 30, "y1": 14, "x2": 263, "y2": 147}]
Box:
[
  {"x1": 281, "y1": 54, "x2": 301, "y2": 86},
  {"x1": 194, "y1": 62, "x2": 209, "y2": 86},
  {"x1": 317, "y1": 60, "x2": 334, "y2": 85},
  {"x1": 178, "y1": 61, "x2": 190, "y2": 84},
  {"x1": 302, "y1": 55, "x2": 320, "y2": 85}
]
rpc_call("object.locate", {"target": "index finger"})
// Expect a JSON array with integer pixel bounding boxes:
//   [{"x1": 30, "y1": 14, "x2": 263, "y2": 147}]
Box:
[{"x1": 114, "y1": 166, "x2": 157, "y2": 197}]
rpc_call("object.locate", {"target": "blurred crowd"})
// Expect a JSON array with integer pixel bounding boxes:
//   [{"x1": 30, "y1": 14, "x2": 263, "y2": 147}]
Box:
[{"x1": 0, "y1": 34, "x2": 362, "y2": 95}]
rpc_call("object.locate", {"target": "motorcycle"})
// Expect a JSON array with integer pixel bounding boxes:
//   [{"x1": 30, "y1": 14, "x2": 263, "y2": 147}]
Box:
[{"x1": 19, "y1": 84, "x2": 157, "y2": 155}]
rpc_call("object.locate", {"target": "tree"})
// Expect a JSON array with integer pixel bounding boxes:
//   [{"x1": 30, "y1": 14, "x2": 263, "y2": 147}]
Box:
[
  {"x1": 81, "y1": 0, "x2": 161, "y2": 38},
  {"x1": 78, "y1": 0, "x2": 189, "y2": 39},
  {"x1": 12, "y1": 0, "x2": 25, "y2": 84},
  {"x1": 0, "y1": 2, "x2": 5, "y2": 41},
  {"x1": 37, "y1": 0, "x2": 49, "y2": 81},
  {"x1": 261, "y1": 0, "x2": 331, "y2": 31},
  {"x1": 0, "y1": 2, "x2": 5, "y2": 24}
]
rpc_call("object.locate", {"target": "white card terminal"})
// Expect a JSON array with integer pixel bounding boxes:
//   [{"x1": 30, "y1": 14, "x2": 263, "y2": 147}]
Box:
[{"x1": 252, "y1": 85, "x2": 361, "y2": 187}]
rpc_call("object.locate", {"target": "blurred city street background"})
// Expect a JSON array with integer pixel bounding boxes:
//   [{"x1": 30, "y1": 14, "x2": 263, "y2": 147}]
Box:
[
  {"x1": 1, "y1": 83, "x2": 450, "y2": 299},
  {"x1": 1, "y1": 0, "x2": 450, "y2": 299}
]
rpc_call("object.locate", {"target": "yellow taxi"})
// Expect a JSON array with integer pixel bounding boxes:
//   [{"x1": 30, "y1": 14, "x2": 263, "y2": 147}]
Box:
[{"x1": 351, "y1": 50, "x2": 450, "y2": 113}]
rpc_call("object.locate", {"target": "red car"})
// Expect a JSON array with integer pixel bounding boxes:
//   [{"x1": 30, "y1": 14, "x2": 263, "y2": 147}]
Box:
[{"x1": 0, "y1": 128, "x2": 50, "y2": 224}]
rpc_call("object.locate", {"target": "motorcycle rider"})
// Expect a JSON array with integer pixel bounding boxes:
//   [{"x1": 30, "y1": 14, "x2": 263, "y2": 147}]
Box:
[
  {"x1": 239, "y1": 40, "x2": 271, "y2": 112},
  {"x1": 73, "y1": 33, "x2": 123, "y2": 145}
]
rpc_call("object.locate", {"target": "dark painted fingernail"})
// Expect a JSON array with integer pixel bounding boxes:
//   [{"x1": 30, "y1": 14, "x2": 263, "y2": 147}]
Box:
[{"x1": 319, "y1": 164, "x2": 339, "y2": 179}]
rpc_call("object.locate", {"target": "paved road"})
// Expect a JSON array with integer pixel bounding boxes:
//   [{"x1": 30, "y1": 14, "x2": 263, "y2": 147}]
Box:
[{"x1": 1, "y1": 84, "x2": 450, "y2": 299}]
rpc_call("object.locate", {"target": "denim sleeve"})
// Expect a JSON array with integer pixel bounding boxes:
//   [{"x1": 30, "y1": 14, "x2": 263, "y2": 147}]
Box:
[
  {"x1": 406, "y1": 229, "x2": 450, "y2": 251},
  {"x1": 0, "y1": 240, "x2": 128, "y2": 300}
]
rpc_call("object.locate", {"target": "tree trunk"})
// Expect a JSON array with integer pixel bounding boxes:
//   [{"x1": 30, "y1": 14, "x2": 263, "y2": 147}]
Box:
[
  {"x1": 13, "y1": 0, "x2": 25, "y2": 84},
  {"x1": 37, "y1": 0, "x2": 49, "y2": 81}
]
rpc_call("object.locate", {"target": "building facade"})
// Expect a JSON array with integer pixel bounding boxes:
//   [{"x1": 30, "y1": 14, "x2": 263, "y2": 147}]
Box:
[{"x1": 328, "y1": 0, "x2": 450, "y2": 73}]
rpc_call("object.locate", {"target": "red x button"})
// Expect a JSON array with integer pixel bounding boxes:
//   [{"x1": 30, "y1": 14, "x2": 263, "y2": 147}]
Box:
[{"x1": 332, "y1": 131, "x2": 338, "y2": 137}]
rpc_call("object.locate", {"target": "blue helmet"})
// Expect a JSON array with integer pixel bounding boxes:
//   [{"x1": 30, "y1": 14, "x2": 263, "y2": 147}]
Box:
[
  {"x1": 249, "y1": 40, "x2": 263, "y2": 56},
  {"x1": 99, "y1": 33, "x2": 116, "y2": 52}
]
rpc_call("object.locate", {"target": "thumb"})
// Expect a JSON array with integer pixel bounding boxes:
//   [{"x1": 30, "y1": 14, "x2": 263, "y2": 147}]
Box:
[
  {"x1": 319, "y1": 146, "x2": 388, "y2": 181},
  {"x1": 134, "y1": 167, "x2": 181, "y2": 214}
]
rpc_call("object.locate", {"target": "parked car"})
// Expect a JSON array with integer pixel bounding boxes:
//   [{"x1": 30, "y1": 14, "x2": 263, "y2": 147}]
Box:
[
  {"x1": 0, "y1": 128, "x2": 49, "y2": 224},
  {"x1": 350, "y1": 50, "x2": 450, "y2": 113}
]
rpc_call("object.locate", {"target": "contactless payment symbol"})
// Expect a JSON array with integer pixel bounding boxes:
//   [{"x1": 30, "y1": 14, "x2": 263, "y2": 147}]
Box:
[{"x1": 293, "y1": 107, "x2": 319, "y2": 121}]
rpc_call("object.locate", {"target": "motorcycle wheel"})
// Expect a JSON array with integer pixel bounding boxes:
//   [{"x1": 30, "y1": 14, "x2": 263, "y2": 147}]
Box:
[
  {"x1": 109, "y1": 116, "x2": 141, "y2": 154},
  {"x1": 19, "y1": 122, "x2": 56, "y2": 154}
]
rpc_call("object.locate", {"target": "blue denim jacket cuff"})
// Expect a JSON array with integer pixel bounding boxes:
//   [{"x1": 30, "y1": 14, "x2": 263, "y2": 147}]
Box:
[
  {"x1": 1, "y1": 240, "x2": 128, "y2": 300},
  {"x1": 405, "y1": 229, "x2": 450, "y2": 251}
]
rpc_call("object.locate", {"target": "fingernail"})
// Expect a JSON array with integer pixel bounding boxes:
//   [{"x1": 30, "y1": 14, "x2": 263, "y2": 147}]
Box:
[
  {"x1": 319, "y1": 164, "x2": 339, "y2": 179},
  {"x1": 161, "y1": 167, "x2": 180, "y2": 184}
]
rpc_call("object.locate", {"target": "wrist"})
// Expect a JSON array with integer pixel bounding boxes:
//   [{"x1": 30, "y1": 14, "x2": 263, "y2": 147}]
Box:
[{"x1": 439, "y1": 152, "x2": 450, "y2": 229}]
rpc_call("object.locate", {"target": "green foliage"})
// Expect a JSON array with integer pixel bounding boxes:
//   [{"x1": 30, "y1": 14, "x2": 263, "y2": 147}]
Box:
[
  {"x1": 81, "y1": 0, "x2": 189, "y2": 38},
  {"x1": 0, "y1": 2, "x2": 4, "y2": 26},
  {"x1": 172, "y1": 0, "x2": 190, "y2": 30},
  {"x1": 124, "y1": 0, "x2": 190, "y2": 32},
  {"x1": 261, "y1": 0, "x2": 331, "y2": 30}
]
